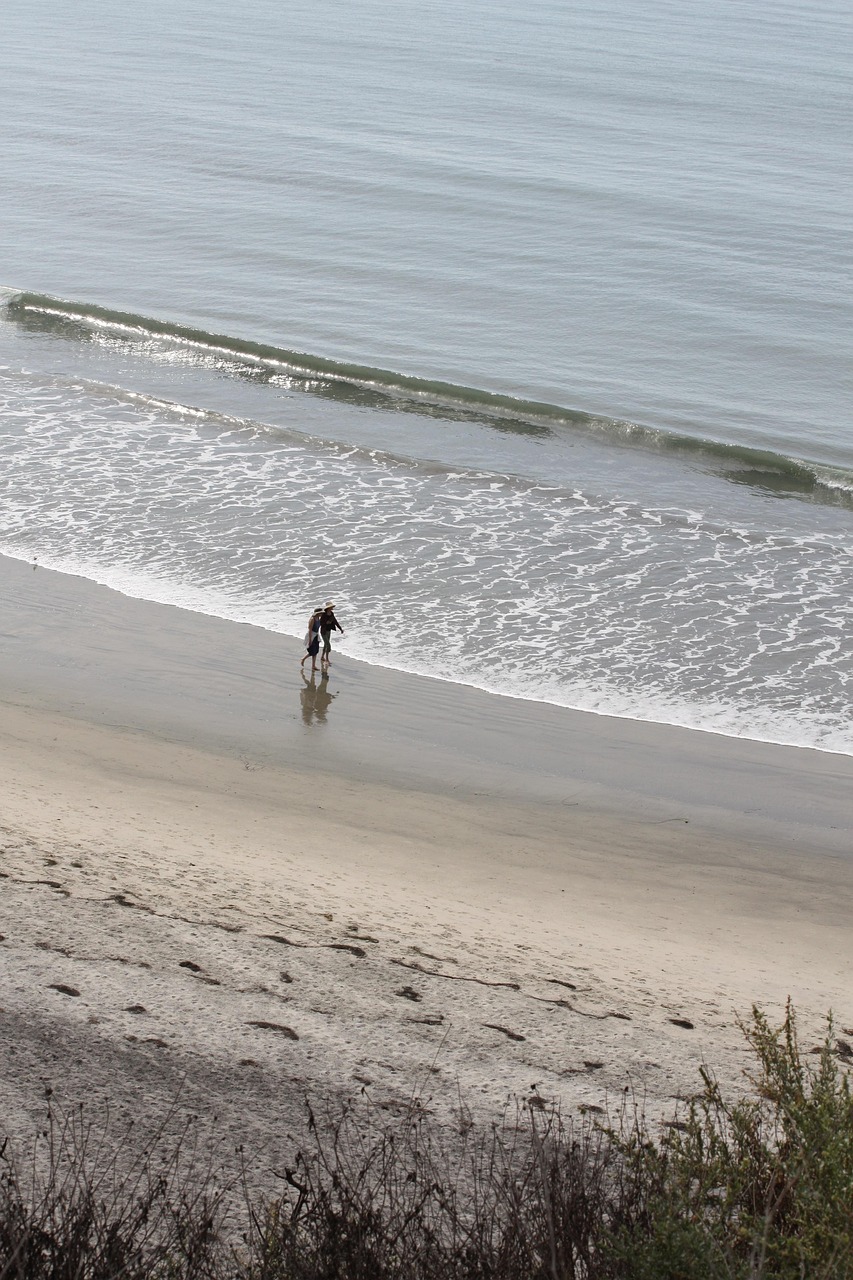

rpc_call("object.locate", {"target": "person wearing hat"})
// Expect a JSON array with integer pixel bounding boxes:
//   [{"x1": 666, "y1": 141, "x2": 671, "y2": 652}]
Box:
[{"x1": 318, "y1": 601, "x2": 344, "y2": 666}]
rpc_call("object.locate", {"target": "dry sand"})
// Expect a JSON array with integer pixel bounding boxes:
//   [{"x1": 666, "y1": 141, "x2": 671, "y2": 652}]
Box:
[{"x1": 1, "y1": 553, "x2": 852, "y2": 1182}]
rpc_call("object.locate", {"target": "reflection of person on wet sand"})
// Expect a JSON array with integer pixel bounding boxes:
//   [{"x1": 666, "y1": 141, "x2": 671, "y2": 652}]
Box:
[{"x1": 300, "y1": 669, "x2": 338, "y2": 726}]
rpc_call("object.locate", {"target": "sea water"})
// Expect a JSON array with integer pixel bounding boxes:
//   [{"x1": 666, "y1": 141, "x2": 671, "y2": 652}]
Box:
[{"x1": 0, "y1": 0, "x2": 850, "y2": 752}]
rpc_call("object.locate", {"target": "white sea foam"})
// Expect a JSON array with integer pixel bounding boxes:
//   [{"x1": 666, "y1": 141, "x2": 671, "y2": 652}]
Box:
[{"x1": 1, "y1": 369, "x2": 851, "y2": 754}]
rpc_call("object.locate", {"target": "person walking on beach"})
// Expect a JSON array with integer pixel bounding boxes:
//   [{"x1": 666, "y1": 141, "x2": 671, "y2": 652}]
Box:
[
  {"x1": 300, "y1": 607, "x2": 323, "y2": 671},
  {"x1": 319, "y1": 601, "x2": 344, "y2": 666}
]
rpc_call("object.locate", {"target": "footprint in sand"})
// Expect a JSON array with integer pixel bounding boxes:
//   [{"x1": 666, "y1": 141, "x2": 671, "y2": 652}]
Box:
[
  {"x1": 483, "y1": 1024, "x2": 526, "y2": 1042},
  {"x1": 31, "y1": 880, "x2": 70, "y2": 897},
  {"x1": 410, "y1": 946, "x2": 457, "y2": 965},
  {"x1": 109, "y1": 893, "x2": 154, "y2": 913},
  {"x1": 396, "y1": 986, "x2": 422, "y2": 1002},
  {"x1": 48, "y1": 983, "x2": 80, "y2": 997},
  {"x1": 247, "y1": 1020, "x2": 299, "y2": 1040}
]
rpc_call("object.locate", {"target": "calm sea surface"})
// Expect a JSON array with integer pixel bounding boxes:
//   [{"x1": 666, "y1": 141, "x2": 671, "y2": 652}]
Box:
[{"x1": 0, "y1": 0, "x2": 851, "y2": 751}]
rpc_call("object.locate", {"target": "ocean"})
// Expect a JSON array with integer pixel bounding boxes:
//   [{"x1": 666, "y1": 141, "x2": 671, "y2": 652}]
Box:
[{"x1": 0, "y1": 0, "x2": 850, "y2": 753}]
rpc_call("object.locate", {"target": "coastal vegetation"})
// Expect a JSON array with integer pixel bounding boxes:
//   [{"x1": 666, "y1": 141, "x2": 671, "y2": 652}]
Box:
[{"x1": 2, "y1": 1004, "x2": 851, "y2": 1279}]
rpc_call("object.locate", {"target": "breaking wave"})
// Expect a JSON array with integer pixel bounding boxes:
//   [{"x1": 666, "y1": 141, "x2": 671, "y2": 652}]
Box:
[{"x1": 5, "y1": 289, "x2": 853, "y2": 508}]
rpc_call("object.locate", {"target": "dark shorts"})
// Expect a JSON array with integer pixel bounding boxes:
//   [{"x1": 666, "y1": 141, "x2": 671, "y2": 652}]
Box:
[{"x1": 307, "y1": 635, "x2": 320, "y2": 656}]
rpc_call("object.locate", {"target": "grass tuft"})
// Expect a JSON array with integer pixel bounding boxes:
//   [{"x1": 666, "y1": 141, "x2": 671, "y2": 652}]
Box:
[{"x1": 2, "y1": 1004, "x2": 852, "y2": 1279}]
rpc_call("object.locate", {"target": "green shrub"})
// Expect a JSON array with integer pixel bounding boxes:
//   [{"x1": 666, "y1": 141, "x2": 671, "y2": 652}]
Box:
[{"x1": 604, "y1": 1002, "x2": 853, "y2": 1279}]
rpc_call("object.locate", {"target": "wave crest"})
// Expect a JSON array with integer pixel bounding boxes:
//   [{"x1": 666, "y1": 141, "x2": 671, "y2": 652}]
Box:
[{"x1": 4, "y1": 288, "x2": 853, "y2": 508}]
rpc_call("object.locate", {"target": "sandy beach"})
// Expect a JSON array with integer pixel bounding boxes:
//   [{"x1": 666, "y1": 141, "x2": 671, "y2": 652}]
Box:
[{"x1": 1, "y1": 552, "x2": 852, "y2": 1179}]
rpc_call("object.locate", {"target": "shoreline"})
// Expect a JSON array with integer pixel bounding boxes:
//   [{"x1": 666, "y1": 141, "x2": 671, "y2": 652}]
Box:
[
  {"x1": 5, "y1": 547, "x2": 849, "y2": 761},
  {"x1": 2, "y1": 554, "x2": 851, "y2": 843},
  {"x1": 1, "y1": 552, "x2": 852, "y2": 1170}
]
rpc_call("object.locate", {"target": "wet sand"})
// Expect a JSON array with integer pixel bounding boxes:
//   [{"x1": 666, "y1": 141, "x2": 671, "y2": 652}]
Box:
[{"x1": 1, "y1": 552, "x2": 852, "y2": 1172}]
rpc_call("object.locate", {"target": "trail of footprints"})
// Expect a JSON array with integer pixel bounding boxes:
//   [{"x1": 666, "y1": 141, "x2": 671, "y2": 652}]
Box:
[
  {"x1": 2, "y1": 847, "x2": 766, "y2": 1121},
  {"x1": 0, "y1": 862, "x2": 727, "y2": 1107}
]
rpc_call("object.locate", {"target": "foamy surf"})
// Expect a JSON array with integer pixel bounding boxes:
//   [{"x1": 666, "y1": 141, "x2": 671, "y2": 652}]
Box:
[{"x1": 0, "y1": 353, "x2": 850, "y2": 755}]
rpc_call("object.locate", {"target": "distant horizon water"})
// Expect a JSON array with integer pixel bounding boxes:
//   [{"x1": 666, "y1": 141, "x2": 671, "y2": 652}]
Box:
[{"x1": 1, "y1": 0, "x2": 850, "y2": 752}]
